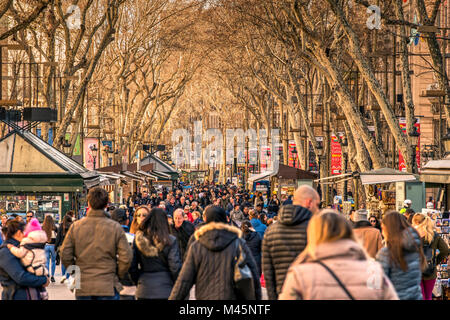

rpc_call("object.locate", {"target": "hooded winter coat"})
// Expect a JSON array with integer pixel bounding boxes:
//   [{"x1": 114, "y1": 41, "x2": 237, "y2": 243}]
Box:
[
  {"x1": 244, "y1": 231, "x2": 262, "y2": 276},
  {"x1": 129, "y1": 231, "x2": 182, "y2": 299},
  {"x1": 250, "y1": 218, "x2": 267, "y2": 238},
  {"x1": 279, "y1": 239, "x2": 399, "y2": 300},
  {"x1": 262, "y1": 204, "x2": 312, "y2": 300},
  {"x1": 168, "y1": 222, "x2": 262, "y2": 300},
  {"x1": 375, "y1": 227, "x2": 423, "y2": 300}
]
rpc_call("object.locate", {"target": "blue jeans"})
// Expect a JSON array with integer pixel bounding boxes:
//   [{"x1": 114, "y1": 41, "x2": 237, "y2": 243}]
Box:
[
  {"x1": 45, "y1": 244, "x2": 56, "y2": 277},
  {"x1": 76, "y1": 289, "x2": 120, "y2": 300},
  {"x1": 61, "y1": 264, "x2": 70, "y2": 279}
]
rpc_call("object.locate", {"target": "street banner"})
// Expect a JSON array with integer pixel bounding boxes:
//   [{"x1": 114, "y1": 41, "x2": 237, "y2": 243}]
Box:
[
  {"x1": 398, "y1": 118, "x2": 420, "y2": 172},
  {"x1": 64, "y1": 133, "x2": 81, "y2": 156},
  {"x1": 331, "y1": 134, "x2": 342, "y2": 175},
  {"x1": 288, "y1": 140, "x2": 300, "y2": 168},
  {"x1": 260, "y1": 146, "x2": 271, "y2": 172},
  {"x1": 102, "y1": 140, "x2": 113, "y2": 167},
  {"x1": 83, "y1": 138, "x2": 99, "y2": 171}
]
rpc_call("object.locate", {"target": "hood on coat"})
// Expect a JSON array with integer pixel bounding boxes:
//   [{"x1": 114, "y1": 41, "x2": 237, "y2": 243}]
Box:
[
  {"x1": 402, "y1": 227, "x2": 421, "y2": 252},
  {"x1": 250, "y1": 218, "x2": 264, "y2": 229},
  {"x1": 21, "y1": 230, "x2": 47, "y2": 244},
  {"x1": 295, "y1": 239, "x2": 368, "y2": 265},
  {"x1": 135, "y1": 231, "x2": 165, "y2": 257},
  {"x1": 194, "y1": 222, "x2": 242, "y2": 252},
  {"x1": 278, "y1": 204, "x2": 312, "y2": 226}
]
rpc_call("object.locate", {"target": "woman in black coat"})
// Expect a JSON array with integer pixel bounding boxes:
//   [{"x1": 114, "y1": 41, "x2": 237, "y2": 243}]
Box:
[
  {"x1": 241, "y1": 221, "x2": 262, "y2": 277},
  {"x1": 129, "y1": 208, "x2": 182, "y2": 300}
]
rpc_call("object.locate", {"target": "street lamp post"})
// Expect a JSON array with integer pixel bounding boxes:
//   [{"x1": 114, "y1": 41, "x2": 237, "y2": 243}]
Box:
[
  {"x1": 341, "y1": 138, "x2": 349, "y2": 201},
  {"x1": 89, "y1": 144, "x2": 98, "y2": 170},
  {"x1": 316, "y1": 143, "x2": 325, "y2": 204},
  {"x1": 408, "y1": 127, "x2": 420, "y2": 174}
]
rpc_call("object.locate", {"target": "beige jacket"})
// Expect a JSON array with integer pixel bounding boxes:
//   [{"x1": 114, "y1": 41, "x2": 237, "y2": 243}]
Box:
[
  {"x1": 279, "y1": 239, "x2": 399, "y2": 300},
  {"x1": 353, "y1": 226, "x2": 383, "y2": 258},
  {"x1": 61, "y1": 209, "x2": 133, "y2": 297},
  {"x1": 9, "y1": 230, "x2": 48, "y2": 276}
]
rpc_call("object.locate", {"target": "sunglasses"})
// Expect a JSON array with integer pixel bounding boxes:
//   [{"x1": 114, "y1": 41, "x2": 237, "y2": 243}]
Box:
[
  {"x1": 26, "y1": 215, "x2": 33, "y2": 218},
  {"x1": 369, "y1": 220, "x2": 377, "y2": 223}
]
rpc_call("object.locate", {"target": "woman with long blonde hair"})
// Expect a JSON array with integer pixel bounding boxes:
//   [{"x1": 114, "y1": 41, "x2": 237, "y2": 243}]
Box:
[
  {"x1": 279, "y1": 209, "x2": 398, "y2": 300},
  {"x1": 411, "y1": 213, "x2": 449, "y2": 300}
]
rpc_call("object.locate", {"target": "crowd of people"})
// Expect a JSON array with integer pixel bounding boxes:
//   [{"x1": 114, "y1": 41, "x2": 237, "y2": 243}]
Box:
[{"x1": 0, "y1": 182, "x2": 448, "y2": 301}]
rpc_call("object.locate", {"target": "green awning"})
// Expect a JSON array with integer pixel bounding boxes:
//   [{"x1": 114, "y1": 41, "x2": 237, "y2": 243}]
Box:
[{"x1": 0, "y1": 174, "x2": 84, "y2": 192}]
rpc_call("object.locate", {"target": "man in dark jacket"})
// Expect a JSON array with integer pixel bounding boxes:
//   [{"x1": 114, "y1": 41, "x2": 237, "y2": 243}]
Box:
[
  {"x1": 170, "y1": 209, "x2": 195, "y2": 261},
  {"x1": 166, "y1": 197, "x2": 178, "y2": 216},
  {"x1": 169, "y1": 206, "x2": 262, "y2": 300},
  {"x1": 262, "y1": 185, "x2": 320, "y2": 300}
]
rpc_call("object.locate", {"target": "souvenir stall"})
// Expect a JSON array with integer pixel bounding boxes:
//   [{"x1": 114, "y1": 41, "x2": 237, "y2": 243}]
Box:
[{"x1": 0, "y1": 129, "x2": 91, "y2": 222}]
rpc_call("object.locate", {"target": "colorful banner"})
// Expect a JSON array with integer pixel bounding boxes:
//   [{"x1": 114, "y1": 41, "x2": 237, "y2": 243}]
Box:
[
  {"x1": 83, "y1": 138, "x2": 99, "y2": 171},
  {"x1": 398, "y1": 118, "x2": 420, "y2": 172},
  {"x1": 331, "y1": 134, "x2": 342, "y2": 175},
  {"x1": 102, "y1": 140, "x2": 113, "y2": 167},
  {"x1": 288, "y1": 140, "x2": 300, "y2": 168},
  {"x1": 64, "y1": 133, "x2": 81, "y2": 156},
  {"x1": 260, "y1": 146, "x2": 271, "y2": 172}
]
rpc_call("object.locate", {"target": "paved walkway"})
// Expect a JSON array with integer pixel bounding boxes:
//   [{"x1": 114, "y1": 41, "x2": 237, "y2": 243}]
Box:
[{"x1": 1, "y1": 265, "x2": 268, "y2": 300}]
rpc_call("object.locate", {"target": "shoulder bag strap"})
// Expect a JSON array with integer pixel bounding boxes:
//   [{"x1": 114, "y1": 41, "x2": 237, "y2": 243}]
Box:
[{"x1": 313, "y1": 260, "x2": 356, "y2": 300}]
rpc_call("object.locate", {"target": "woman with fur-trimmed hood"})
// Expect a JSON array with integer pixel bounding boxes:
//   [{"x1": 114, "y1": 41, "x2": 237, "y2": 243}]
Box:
[
  {"x1": 129, "y1": 208, "x2": 182, "y2": 300},
  {"x1": 169, "y1": 205, "x2": 262, "y2": 300}
]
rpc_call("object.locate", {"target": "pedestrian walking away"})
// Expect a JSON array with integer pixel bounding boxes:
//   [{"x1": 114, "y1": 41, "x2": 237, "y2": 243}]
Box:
[
  {"x1": 60, "y1": 187, "x2": 132, "y2": 300},
  {"x1": 169, "y1": 205, "x2": 261, "y2": 300},
  {"x1": 279, "y1": 209, "x2": 398, "y2": 300},
  {"x1": 262, "y1": 185, "x2": 319, "y2": 300},
  {"x1": 129, "y1": 208, "x2": 182, "y2": 300}
]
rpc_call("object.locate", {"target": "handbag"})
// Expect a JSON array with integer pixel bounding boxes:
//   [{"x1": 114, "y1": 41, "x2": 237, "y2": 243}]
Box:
[
  {"x1": 312, "y1": 260, "x2": 355, "y2": 300},
  {"x1": 232, "y1": 239, "x2": 255, "y2": 300}
]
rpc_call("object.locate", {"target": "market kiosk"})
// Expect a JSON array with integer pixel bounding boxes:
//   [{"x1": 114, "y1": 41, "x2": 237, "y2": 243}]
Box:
[{"x1": 0, "y1": 129, "x2": 89, "y2": 222}]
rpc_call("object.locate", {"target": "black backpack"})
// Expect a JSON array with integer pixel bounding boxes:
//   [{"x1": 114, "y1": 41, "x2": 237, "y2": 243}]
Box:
[{"x1": 422, "y1": 233, "x2": 437, "y2": 278}]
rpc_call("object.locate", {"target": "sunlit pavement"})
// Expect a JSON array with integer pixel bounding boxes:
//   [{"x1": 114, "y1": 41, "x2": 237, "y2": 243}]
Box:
[{"x1": 1, "y1": 264, "x2": 268, "y2": 300}]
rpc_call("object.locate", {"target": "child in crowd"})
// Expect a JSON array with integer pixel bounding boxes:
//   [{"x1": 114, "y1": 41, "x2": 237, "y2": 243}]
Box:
[{"x1": 7, "y1": 218, "x2": 49, "y2": 299}]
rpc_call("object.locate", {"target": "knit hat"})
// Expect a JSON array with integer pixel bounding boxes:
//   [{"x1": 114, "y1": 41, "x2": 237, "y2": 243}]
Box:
[
  {"x1": 353, "y1": 209, "x2": 369, "y2": 223},
  {"x1": 204, "y1": 205, "x2": 227, "y2": 223},
  {"x1": 111, "y1": 208, "x2": 127, "y2": 224},
  {"x1": 24, "y1": 218, "x2": 42, "y2": 237}
]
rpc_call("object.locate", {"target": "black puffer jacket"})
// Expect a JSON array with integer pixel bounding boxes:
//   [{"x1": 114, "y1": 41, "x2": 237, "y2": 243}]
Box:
[
  {"x1": 169, "y1": 222, "x2": 262, "y2": 300},
  {"x1": 262, "y1": 204, "x2": 312, "y2": 300},
  {"x1": 129, "y1": 232, "x2": 182, "y2": 299},
  {"x1": 244, "y1": 231, "x2": 262, "y2": 276}
]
